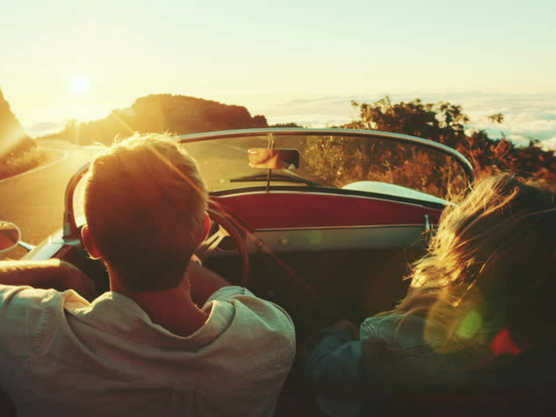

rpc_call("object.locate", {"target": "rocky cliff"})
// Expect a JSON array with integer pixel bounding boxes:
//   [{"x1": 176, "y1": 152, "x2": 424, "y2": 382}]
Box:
[
  {"x1": 0, "y1": 87, "x2": 33, "y2": 158},
  {"x1": 49, "y1": 94, "x2": 268, "y2": 144}
]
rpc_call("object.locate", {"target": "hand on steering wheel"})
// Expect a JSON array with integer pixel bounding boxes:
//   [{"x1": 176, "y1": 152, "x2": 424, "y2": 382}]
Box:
[{"x1": 195, "y1": 204, "x2": 250, "y2": 287}]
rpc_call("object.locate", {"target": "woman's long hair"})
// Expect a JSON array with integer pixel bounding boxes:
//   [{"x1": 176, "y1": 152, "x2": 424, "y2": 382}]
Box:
[{"x1": 389, "y1": 173, "x2": 556, "y2": 358}]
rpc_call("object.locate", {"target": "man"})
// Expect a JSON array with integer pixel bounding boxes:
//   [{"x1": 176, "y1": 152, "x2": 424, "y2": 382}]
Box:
[{"x1": 0, "y1": 134, "x2": 296, "y2": 416}]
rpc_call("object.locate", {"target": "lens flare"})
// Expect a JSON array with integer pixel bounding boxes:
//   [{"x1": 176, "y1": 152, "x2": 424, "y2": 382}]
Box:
[{"x1": 457, "y1": 310, "x2": 482, "y2": 339}]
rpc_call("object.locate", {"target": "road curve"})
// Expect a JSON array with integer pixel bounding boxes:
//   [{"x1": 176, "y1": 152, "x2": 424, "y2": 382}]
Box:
[{"x1": 0, "y1": 140, "x2": 96, "y2": 260}]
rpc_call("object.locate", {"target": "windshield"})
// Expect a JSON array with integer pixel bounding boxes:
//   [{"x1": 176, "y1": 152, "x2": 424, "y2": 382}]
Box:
[
  {"x1": 70, "y1": 129, "x2": 472, "y2": 230},
  {"x1": 180, "y1": 130, "x2": 472, "y2": 203}
]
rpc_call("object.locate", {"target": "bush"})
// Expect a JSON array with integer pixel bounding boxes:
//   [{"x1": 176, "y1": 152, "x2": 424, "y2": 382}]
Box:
[
  {"x1": 0, "y1": 148, "x2": 49, "y2": 180},
  {"x1": 344, "y1": 97, "x2": 556, "y2": 188}
]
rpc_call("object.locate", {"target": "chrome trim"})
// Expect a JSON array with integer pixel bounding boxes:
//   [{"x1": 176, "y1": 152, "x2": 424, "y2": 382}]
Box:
[
  {"x1": 0, "y1": 221, "x2": 24, "y2": 253},
  {"x1": 247, "y1": 225, "x2": 427, "y2": 253},
  {"x1": 214, "y1": 189, "x2": 444, "y2": 209},
  {"x1": 17, "y1": 240, "x2": 35, "y2": 251},
  {"x1": 254, "y1": 223, "x2": 431, "y2": 232},
  {"x1": 63, "y1": 163, "x2": 89, "y2": 239},
  {"x1": 20, "y1": 235, "x2": 65, "y2": 261}
]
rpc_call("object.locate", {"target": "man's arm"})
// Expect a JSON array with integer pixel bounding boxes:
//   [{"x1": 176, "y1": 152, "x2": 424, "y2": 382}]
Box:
[
  {"x1": 187, "y1": 261, "x2": 231, "y2": 306},
  {"x1": 0, "y1": 260, "x2": 97, "y2": 383},
  {"x1": 0, "y1": 259, "x2": 97, "y2": 301}
]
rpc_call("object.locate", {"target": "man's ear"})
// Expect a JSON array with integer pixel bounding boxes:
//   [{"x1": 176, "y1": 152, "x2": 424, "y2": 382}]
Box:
[
  {"x1": 198, "y1": 212, "x2": 211, "y2": 245},
  {"x1": 81, "y1": 225, "x2": 102, "y2": 260}
]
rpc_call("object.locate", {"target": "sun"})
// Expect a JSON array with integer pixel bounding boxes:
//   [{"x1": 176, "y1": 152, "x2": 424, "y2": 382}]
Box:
[{"x1": 70, "y1": 76, "x2": 90, "y2": 95}]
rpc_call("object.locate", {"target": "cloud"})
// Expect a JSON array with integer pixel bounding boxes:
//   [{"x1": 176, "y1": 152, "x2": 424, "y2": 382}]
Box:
[
  {"x1": 24, "y1": 121, "x2": 64, "y2": 137},
  {"x1": 540, "y1": 136, "x2": 556, "y2": 151},
  {"x1": 267, "y1": 114, "x2": 354, "y2": 128}
]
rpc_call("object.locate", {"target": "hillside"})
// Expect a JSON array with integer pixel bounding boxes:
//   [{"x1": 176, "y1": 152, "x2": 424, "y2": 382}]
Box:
[
  {"x1": 45, "y1": 94, "x2": 269, "y2": 144},
  {"x1": 0, "y1": 86, "x2": 34, "y2": 159}
]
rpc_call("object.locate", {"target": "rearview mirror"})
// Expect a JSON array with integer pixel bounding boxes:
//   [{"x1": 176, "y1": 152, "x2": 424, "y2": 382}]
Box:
[
  {"x1": 248, "y1": 148, "x2": 300, "y2": 169},
  {"x1": 0, "y1": 221, "x2": 21, "y2": 253}
]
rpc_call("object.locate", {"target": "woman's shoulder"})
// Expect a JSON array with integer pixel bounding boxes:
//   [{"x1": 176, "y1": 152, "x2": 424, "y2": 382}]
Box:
[{"x1": 359, "y1": 313, "x2": 469, "y2": 389}]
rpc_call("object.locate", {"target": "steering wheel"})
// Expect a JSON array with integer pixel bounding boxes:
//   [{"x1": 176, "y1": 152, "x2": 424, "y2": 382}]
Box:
[{"x1": 195, "y1": 205, "x2": 250, "y2": 287}]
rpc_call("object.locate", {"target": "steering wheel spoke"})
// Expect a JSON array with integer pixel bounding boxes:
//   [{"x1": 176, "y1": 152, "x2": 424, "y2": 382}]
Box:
[
  {"x1": 195, "y1": 225, "x2": 229, "y2": 263},
  {"x1": 194, "y1": 206, "x2": 250, "y2": 287}
]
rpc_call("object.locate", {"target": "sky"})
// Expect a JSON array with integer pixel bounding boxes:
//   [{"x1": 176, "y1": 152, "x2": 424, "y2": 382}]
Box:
[{"x1": 1, "y1": 0, "x2": 555, "y2": 147}]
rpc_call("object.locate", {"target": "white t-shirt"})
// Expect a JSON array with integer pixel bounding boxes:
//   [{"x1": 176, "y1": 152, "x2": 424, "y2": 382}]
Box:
[{"x1": 0, "y1": 285, "x2": 296, "y2": 416}]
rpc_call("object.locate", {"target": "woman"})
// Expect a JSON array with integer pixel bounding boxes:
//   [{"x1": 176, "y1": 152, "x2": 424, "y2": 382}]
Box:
[{"x1": 305, "y1": 173, "x2": 556, "y2": 416}]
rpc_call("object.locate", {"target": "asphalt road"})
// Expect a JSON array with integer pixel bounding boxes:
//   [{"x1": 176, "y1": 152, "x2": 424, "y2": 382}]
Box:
[{"x1": 0, "y1": 140, "x2": 95, "y2": 260}]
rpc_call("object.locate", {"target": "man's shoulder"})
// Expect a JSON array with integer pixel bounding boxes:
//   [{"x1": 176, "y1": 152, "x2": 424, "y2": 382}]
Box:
[
  {"x1": 205, "y1": 285, "x2": 252, "y2": 304},
  {"x1": 207, "y1": 286, "x2": 294, "y2": 331},
  {"x1": 0, "y1": 285, "x2": 90, "y2": 336},
  {"x1": 0, "y1": 284, "x2": 61, "y2": 312},
  {"x1": 206, "y1": 286, "x2": 296, "y2": 361},
  {"x1": 199, "y1": 288, "x2": 295, "y2": 416}
]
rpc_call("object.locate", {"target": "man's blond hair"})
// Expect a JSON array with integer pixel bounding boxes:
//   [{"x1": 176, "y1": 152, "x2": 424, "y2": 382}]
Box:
[{"x1": 83, "y1": 133, "x2": 207, "y2": 291}]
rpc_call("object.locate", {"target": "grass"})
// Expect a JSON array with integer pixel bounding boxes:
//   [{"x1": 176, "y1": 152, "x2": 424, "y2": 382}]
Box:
[{"x1": 0, "y1": 148, "x2": 51, "y2": 181}]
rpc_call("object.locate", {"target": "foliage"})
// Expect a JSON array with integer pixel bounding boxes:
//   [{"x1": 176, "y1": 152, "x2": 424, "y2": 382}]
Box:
[
  {"x1": 342, "y1": 96, "x2": 556, "y2": 189},
  {"x1": 294, "y1": 97, "x2": 555, "y2": 201},
  {"x1": 270, "y1": 122, "x2": 304, "y2": 128},
  {"x1": 0, "y1": 148, "x2": 49, "y2": 181},
  {"x1": 488, "y1": 113, "x2": 504, "y2": 124},
  {"x1": 295, "y1": 135, "x2": 468, "y2": 201},
  {"x1": 345, "y1": 97, "x2": 469, "y2": 149}
]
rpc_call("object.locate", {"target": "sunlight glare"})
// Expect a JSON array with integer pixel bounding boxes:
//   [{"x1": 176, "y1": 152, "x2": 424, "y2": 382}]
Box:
[{"x1": 70, "y1": 77, "x2": 90, "y2": 95}]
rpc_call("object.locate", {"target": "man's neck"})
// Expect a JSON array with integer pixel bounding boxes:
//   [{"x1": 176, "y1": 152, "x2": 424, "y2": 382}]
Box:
[{"x1": 111, "y1": 273, "x2": 209, "y2": 337}]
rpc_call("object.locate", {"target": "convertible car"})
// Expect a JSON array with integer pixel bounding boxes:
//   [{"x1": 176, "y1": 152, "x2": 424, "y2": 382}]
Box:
[{"x1": 0, "y1": 128, "x2": 552, "y2": 415}]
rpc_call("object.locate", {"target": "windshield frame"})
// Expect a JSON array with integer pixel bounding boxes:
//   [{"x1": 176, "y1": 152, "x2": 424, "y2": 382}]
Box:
[
  {"x1": 178, "y1": 127, "x2": 474, "y2": 182},
  {"x1": 62, "y1": 128, "x2": 474, "y2": 241}
]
